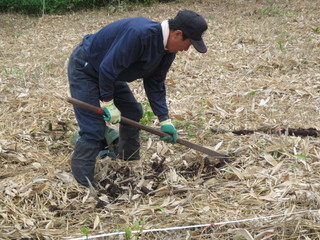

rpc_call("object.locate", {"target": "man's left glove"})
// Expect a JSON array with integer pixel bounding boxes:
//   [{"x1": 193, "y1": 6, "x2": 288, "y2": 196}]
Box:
[
  {"x1": 160, "y1": 119, "x2": 177, "y2": 144},
  {"x1": 101, "y1": 100, "x2": 121, "y2": 124}
]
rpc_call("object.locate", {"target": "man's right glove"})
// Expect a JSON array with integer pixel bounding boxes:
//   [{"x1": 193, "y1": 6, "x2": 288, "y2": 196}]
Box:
[
  {"x1": 160, "y1": 119, "x2": 177, "y2": 144},
  {"x1": 101, "y1": 100, "x2": 121, "y2": 124}
]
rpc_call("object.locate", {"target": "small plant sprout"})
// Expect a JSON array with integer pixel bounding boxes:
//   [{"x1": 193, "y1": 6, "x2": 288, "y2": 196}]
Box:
[
  {"x1": 187, "y1": 130, "x2": 197, "y2": 136},
  {"x1": 290, "y1": 164, "x2": 298, "y2": 172},
  {"x1": 133, "y1": 218, "x2": 146, "y2": 234},
  {"x1": 271, "y1": 149, "x2": 285, "y2": 160},
  {"x1": 124, "y1": 219, "x2": 146, "y2": 240},
  {"x1": 246, "y1": 90, "x2": 257, "y2": 96},
  {"x1": 311, "y1": 27, "x2": 320, "y2": 34},
  {"x1": 276, "y1": 37, "x2": 285, "y2": 51},
  {"x1": 154, "y1": 206, "x2": 165, "y2": 211},
  {"x1": 140, "y1": 100, "x2": 155, "y2": 125},
  {"x1": 80, "y1": 226, "x2": 89, "y2": 239},
  {"x1": 257, "y1": 3, "x2": 280, "y2": 16},
  {"x1": 295, "y1": 153, "x2": 307, "y2": 159},
  {"x1": 124, "y1": 227, "x2": 132, "y2": 240}
]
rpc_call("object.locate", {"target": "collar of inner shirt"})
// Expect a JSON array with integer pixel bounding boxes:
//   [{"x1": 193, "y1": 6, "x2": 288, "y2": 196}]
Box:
[{"x1": 161, "y1": 20, "x2": 169, "y2": 50}]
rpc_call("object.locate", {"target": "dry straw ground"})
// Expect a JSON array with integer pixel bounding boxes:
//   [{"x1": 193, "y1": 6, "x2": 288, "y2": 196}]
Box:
[{"x1": 1, "y1": 0, "x2": 320, "y2": 239}]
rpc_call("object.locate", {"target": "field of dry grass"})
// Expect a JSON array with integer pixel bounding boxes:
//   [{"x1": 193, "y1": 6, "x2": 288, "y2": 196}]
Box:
[{"x1": 1, "y1": 0, "x2": 320, "y2": 239}]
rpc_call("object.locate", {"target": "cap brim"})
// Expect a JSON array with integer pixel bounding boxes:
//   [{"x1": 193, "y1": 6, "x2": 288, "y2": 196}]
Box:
[{"x1": 190, "y1": 39, "x2": 207, "y2": 53}]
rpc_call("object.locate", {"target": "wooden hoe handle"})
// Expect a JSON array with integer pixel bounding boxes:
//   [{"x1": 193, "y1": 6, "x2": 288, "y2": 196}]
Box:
[{"x1": 67, "y1": 97, "x2": 229, "y2": 159}]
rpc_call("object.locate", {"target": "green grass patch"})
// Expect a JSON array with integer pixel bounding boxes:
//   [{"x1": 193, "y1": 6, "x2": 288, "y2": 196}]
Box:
[{"x1": 0, "y1": 0, "x2": 165, "y2": 15}]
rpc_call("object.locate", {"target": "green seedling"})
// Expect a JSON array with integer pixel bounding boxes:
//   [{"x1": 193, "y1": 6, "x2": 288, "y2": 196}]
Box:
[
  {"x1": 257, "y1": 3, "x2": 280, "y2": 16},
  {"x1": 124, "y1": 227, "x2": 132, "y2": 240},
  {"x1": 276, "y1": 37, "x2": 285, "y2": 51},
  {"x1": 196, "y1": 118, "x2": 205, "y2": 126},
  {"x1": 271, "y1": 149, "x2": 285, "y2": 160},
  {"x1": 283, "y1": 10, "x2": 294, "y2": 17},
  {"x1": 41, "y1": 64, "x2": 47, "y2": 72},
  {"x1": 174, "y1": 120, "x2": 199, "y2": 137},
  {"x1": 154, "y1": 206, "x2": 164, "y2": 211},
  {"x1": 202, "y1": 132, "x2": 211, "y2": 139},
  {"x1": 140, "y1": 100, "x2": 155, "y2": 125},
  {"x1": 187, "y1": 130, "x2": 197, "y2": 136},
  {"x1": 3, "y1": 68, "x2": 24, "y2": 77},
  {"x1": 295, "y1": 153, "x2": 307, "y2": 159},
  {"x1": 235, "y1": 25, "x2": 244, "y2": 33},
  {"x1": 257, "y1": 142, "x2": 266, "y2": 150},
  {"x1": 140, "y1": 135, "x2": 148, "y2": 140},
  {"x1": 124, "y1": 219, "x2": 146, "y2": 240},
  {"x1": 290, "y1": 164, "x2": 298, "y2": 172},
  {"x1": 133, "y1": 219, "x2": 145, "y2": 234},
  {"x1": 174, "y1": 120, "x2": 191, "y2": 129},
  {"x1": 258, "y1": 3, "x2": 293, "y2": 17},
  {"x1": 81, "y1": 226, "x2": 89, "y2": 239},
  {"x1": 246, "y1": 90, "x2": 257, "y2": 96},
  {"x1": 311, "y1": 27, "x2": 320, "y2": 34}
]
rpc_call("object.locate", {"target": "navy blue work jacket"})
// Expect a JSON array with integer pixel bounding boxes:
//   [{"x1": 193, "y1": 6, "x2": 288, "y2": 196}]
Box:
[{"x1": 82, "y1": 17, "x2": 176, "y2": 121}]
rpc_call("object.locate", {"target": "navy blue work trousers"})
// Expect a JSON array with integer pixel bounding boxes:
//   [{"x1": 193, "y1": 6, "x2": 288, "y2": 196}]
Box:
[{"x1": 67, "y1": 43, "x2": 143, "y2": 186}]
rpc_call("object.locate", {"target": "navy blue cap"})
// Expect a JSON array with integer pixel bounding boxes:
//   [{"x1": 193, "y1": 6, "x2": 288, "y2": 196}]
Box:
[{"x1": 174, "y1": 10, "x2": 208, "y2": 53}]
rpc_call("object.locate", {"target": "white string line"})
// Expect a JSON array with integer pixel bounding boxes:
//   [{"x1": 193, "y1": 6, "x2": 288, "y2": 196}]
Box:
[{"x1": 68, "y1": 209, "x2": 319, "y2": 240}]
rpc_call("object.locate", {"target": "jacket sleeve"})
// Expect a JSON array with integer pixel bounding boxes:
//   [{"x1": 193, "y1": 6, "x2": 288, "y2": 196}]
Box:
[
  {"x1": 143, "y1": 53, "x2": 175, "y2": 122},
  {"x1": 99, "y1": 29, "x2": 143, "y2": 101}
]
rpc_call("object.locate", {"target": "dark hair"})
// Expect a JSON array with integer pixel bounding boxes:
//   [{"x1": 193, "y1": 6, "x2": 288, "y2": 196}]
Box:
[{"x1": 168, "y1": 18, "x2": 188, "y2": 40}]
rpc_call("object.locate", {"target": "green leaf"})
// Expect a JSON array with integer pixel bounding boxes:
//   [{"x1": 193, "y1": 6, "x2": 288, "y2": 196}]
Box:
[
  {"x1": 140, "y1": 218, "x2": 146, "y2": 227},
  {"x1": 187, "y1": 130, "x2": 196, "y2": 136},
  {"x1": 81, "y1": 226, "x2": 89, "y2": 235},
  {"x1": 154, "y1": 206, "x2": 164, "y2": 211},
  {"x1": 247, "y1": 90, "x2": 257, "y2": 96},
  {"x1": 133, "y1": 221, "x2": 140, "y2": 230},
  {"x1": 311, "y1": 27, "x2": 320, "y2": 34},
  {"x1": 124, "y1": 227, "x2": 132, "y2": 240},
  {"x1": 295, "y1": 154, "x2": 307, "y2": 159}
]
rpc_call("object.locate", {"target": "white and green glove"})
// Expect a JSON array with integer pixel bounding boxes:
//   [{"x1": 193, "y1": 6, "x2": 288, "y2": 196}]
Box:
[
  {"x1": 160, "y1": 119, "x2": 177, "y2": 144},
  {"x1": 101, "y1": 100, "x2": 121, "y2": 124}
]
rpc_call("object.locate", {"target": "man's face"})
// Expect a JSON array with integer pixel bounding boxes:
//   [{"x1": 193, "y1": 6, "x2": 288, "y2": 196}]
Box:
[{"x1": 166, "y1": 30, "x2": 192, "y2": 53}]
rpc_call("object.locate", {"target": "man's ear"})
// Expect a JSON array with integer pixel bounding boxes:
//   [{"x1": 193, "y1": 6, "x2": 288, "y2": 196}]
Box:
[{"x1": 171, "y1": 29, "x2": 183, "y2": 39}]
